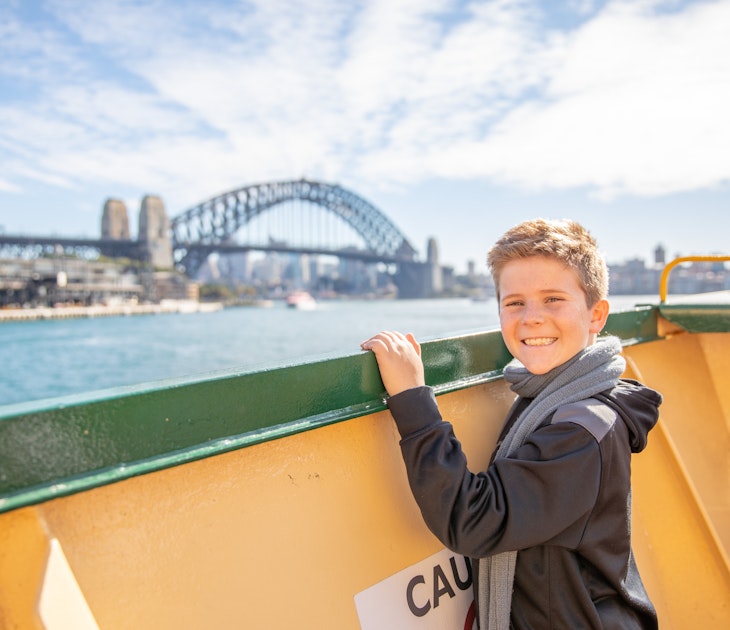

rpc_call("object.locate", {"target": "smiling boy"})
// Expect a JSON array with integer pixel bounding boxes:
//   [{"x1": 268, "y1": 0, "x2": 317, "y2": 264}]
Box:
[{"x1": 361, "y1": 219, "x2": 661, "y2": 629}]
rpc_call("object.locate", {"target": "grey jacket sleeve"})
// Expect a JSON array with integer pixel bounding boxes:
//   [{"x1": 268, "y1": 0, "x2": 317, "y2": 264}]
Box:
[{"x1": 387, "y1": 386, "x2": 602, "y2": 558}]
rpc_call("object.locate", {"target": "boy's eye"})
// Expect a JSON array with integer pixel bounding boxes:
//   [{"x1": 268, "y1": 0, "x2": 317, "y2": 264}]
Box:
[{"x1": 504, "y1": 300, "x2": 523, "y2": 308}]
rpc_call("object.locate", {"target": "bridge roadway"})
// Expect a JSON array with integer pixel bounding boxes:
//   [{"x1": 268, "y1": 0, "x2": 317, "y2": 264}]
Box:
[
  {"x1": 0, "y1": 235, "x2": 142, "y2": 254},
  {"x1": 180, "y1": 241, "x2": 408, "y2": 265},
  {"x1": 0, "y1": 235, "x2": 408, "y2": 266}
]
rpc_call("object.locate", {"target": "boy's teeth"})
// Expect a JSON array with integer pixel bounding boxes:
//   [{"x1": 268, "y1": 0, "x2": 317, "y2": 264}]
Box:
[{"x1": 524, "y1": 337, "x2": 556, "y2": 346}]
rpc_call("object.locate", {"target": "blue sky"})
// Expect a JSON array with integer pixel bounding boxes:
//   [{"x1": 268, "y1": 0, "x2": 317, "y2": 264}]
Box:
[{"x1": 0, "y1": 0, "x2": 728, "y2": 273}]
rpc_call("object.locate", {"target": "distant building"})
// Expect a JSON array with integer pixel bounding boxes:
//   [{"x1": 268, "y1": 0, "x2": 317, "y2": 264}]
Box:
[
  {"x1": 427, "y1": 237, "x2": 443, "y2": 295},
  {"x1": 138, "y1": 195, "x2": 173, "y2": 269},
  {"x1": 144, "y1": 270, "x2": 198, "y2": 302},
  {"x1": 654, "y1": 244, "x2": 666, "y2": 267},
  {"x1": 608, "y1": 258, "x2": 661, "y2": 295},
  {"x1": 0, "y1": 257, "x2": 143, "y2": 307},
  {"x1": 608, "y1": 251, "x2": 728, "y2": 296},
  {"x1": 101, "y1": 198, "x2": 131, "y2": 240}
]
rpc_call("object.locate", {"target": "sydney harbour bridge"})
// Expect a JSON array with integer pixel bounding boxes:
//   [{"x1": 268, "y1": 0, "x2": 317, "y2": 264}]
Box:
[{"x1": 0, "y1": 179, "x2": 442, "y2": 299}]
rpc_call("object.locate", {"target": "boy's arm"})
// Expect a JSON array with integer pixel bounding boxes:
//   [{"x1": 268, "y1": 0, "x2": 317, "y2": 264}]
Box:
[
  {"x1": 361, "y1": 331, "x2": 604, "y2": 557},
  {"x1": 388, "y1": 387, "x2": 603, "y2": 558}
]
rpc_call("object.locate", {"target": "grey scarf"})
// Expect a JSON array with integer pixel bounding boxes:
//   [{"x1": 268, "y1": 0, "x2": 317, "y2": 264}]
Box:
[{"x1": 477, "y1": 336, "x2": 625, "y2": 630}]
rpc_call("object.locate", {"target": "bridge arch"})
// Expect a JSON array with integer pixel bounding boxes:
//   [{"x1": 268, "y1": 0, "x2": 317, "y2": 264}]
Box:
[{"x1": 170, "y1": 179, "x2": 417, "y2": 273}]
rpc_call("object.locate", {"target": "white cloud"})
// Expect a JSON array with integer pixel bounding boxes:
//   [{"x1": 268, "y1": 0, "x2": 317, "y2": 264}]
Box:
[
  {"x1": 468, "y1": 0, "x2": 730, "y2": 197},
  {"x1": 0, "y1": 178, "x2": 22, "y2": 194},
  {"x1": 1, "y1": 0, "x2": 728, "y2": 212}
]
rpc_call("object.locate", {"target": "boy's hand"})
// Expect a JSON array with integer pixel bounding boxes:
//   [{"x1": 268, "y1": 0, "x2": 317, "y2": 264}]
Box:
[{"x1": 360, "y1": 331, "x2": 425, "y2": 397}]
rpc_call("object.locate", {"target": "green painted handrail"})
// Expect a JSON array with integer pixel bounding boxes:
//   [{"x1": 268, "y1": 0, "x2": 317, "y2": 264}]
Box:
[{"x1": 0, "y1": 304, "x2": 674, "y2": 514}]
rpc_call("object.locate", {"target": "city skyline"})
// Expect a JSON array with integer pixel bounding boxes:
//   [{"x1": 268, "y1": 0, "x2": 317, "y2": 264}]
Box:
[{"x1": 1, "y1": 1, "x2": 729, "y2": 272}]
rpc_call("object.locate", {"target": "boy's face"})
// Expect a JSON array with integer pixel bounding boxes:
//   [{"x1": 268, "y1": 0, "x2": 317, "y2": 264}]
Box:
[{"x1": 497, "y1": 256, "x2": 609, "y2": 375}]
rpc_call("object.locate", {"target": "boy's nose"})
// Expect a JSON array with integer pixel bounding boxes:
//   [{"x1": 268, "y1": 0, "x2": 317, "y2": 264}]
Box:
[{"x1": 522, "y1": 303, "x2": 545, "y2": 324}]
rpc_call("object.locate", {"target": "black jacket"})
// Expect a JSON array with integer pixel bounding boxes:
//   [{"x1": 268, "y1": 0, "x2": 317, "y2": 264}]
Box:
[{"x1": 387, "y1": 379, "x2": 662, "y2": 629}]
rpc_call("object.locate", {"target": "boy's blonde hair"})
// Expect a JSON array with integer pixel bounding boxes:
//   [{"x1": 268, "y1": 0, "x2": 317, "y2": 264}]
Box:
[{"x1": 486, "y1": 218, "x2": 608, "y2": 306}]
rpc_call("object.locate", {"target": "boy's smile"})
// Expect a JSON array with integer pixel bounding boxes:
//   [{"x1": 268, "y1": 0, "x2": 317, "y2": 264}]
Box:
[
  {"x1": 497, "y1": 256, "x2": 609, "y2": 375},
  {"x1": 523, "y1": 337, "x2": 557, "y2": 346}
]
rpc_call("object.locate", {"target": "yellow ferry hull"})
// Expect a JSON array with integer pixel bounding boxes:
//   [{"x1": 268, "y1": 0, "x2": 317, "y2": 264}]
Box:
[{"x1": 1, "y1": 304, "x2": 728, "y2": 628}]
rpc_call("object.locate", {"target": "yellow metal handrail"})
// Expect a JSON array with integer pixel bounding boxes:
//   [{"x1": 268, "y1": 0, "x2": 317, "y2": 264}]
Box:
[{"x1": 660, "y1": 255, "x2": 730, "y2": 303}]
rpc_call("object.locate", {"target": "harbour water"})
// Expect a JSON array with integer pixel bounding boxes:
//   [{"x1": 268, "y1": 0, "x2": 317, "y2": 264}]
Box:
[{"x1": 0, "y1": 295, "x2": 653, "y2": 406}]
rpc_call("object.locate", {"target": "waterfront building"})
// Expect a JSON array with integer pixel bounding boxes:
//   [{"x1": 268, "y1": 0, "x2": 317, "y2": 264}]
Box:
[{"x1": 0, "y1": 258, "x2": 143, "y2": 308}]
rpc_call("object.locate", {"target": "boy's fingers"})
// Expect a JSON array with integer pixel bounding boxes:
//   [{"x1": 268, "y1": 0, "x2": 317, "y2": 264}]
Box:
[
  {"x1": 361, "y1": 339, "x2": 383, "y2": 352},
  {"x1": 361, "y1": 331, "x2": 404, "y2": 351},
  {"x1": 361, "y1": 333, "x2": 387, "y2": 351},
  {"x1": 405, "y1": 332, "x2": 421, "y2": 357}
]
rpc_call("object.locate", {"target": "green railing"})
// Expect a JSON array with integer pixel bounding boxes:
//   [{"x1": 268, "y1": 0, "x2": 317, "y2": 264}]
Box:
[{"x1": 1, "y1": 302, "x2": 718, "y2": 515}]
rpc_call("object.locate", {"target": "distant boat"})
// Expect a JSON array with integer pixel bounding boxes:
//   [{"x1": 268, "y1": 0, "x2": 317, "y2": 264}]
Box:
[{"x1": 286, "y1": 291, "x2": 316, "y2": 310}]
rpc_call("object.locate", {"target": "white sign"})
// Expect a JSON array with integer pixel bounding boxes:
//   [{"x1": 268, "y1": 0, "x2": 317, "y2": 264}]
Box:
[
  {"x1": 355, "y1": 547, "x2": 476, "y2": 630},
  {"x1": 40, "y1": 539, "x2": 100, "y2": 630}
]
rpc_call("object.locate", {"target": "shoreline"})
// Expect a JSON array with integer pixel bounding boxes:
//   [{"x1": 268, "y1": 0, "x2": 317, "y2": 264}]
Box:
[{"x1": 0, "y1": 300, "x2": 224, "y2": 322}]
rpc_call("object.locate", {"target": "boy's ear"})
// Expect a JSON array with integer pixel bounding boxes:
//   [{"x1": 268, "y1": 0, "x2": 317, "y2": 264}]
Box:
[{"x1": 589, "y1": 299, "x2": 610, "y2": 334}]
